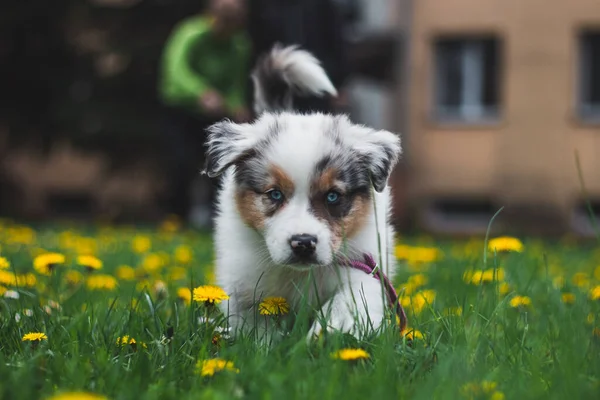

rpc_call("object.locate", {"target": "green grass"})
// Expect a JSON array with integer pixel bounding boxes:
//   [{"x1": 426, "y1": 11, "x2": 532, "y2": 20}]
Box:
[{"x1": 1, "y1": 219, "x2": 599, "y2": 400}]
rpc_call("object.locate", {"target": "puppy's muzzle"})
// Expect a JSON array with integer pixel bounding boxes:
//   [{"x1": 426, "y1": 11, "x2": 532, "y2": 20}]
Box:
[{"x1": 289, "y1": 234, "x2": 318, "y2": 259}]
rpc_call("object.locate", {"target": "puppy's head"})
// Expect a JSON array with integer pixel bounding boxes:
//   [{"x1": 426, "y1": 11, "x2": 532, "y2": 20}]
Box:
[{"x1": 204, "y1": 113, "x2": 401, "y2": 267}]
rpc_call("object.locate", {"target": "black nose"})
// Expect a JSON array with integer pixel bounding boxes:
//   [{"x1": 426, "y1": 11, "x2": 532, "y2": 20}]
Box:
[{"x1": 289, "y1": 234, "x2": 318, "y2": 257}]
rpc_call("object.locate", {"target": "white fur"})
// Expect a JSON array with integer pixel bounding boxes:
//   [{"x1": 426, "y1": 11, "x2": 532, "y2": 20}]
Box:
[
  {"x1": 252, "y1": 45, "x2": 338, "y2": 114},
  {"x1": 210, "y1": 113, "x2": 400, "y2": 340}
]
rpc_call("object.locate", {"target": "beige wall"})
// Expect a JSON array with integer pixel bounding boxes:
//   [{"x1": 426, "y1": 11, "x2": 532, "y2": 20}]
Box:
[{"x1": 406, "y1": 0, "x2": 600, "y2": 233}]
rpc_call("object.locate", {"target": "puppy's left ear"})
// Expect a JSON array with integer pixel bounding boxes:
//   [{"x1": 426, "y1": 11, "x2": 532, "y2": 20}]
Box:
[
  {"x1": 202, "y1": 120, "x2": 258, "y2": 178},
  {"x1": 349, "y1": 124, "x2": 402, "y2": 192}
]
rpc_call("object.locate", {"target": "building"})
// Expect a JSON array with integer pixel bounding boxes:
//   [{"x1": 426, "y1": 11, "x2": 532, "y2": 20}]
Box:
[{"x1": 397, "y1": 0, "x2": 600, "y2": 236}]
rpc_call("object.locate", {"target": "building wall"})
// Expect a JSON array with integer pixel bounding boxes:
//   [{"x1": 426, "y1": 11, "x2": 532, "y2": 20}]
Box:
[{"x1": 406, "y1": 0, "x2": 600, "y2": 234}]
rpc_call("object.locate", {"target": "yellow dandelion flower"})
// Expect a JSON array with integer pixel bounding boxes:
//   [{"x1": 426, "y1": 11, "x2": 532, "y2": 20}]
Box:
[
  {"x1": 193, "y1": 285, "x2": 229, "y2": 305},
  {"x1": 65, "y1": 270, "x2": 83, "y2": 285},
  {"x1": 46, "y1": 391, "x2": 107, "y2": 400},
  {"x1": 259, "y1": 297, "x2": 290, "y2": 316},
  {"x1": 409, "y1": 289, "x2": 436, "y2": 314},
  {"x1": 490, "y1": 391, "x2": 505, "y2": 400},
  {"x1": 197, "y1": 358, "x2": 239, "y2": 377},
  {"x1": 488, "y1": 236, "x2": 523, "y2": 253},
  {"x1": 116, "y1": 265, "x2": 136, "y2": 281},
  {"x1": 141, "y1": 253, "x2": 163, "y2": 272},
  {"x1": 561, "y1": 293, "x2": 576, "y2": 304},
  {"x1": 116, "y1": 335, "x2": 147, "y2": 350},
  {"x1": 461, "y1": 380, "x2": 499, "y2": 397},
  {"x1": 499, "y1": 282, "x2": 511, "y2": 296},
  {"x1": 0, "y1": 285, "x2": 6, "y2": 296},
  {"x1": 509, "y1": 295, "x2": 531, "y2": 308},
  {"x1": 331, "y1": 348, "x2": 370, "y2": 361},
  {"x1": 174, "y1": 245, "x2": 193, "y2": 264},
  {"x1": 132, "y1": 235, "x2": 151, "y2": 254},
  {"x1": 77, "y1": 255, "x2": 103, "y2": 271},
  {"x1": 86, "y1": 275, "x2": 117, "y2": 291},
  {"x1": 22, "y1": 332, "x2": 48, "y2": 342},
  {"x1": 572, "y1": 272, "x2": 590, "y2": 288},
  {"x1": 589, "y1": 285, "x2": 600, "y2": 301},
  {"x1": 402, "y1": 328, "x2": 424, "y2": 341},
  {"x1": 0, "y1": 256, "x2": 9, "y2": 269},
  {"x1": 33, "y1": 253, "x2": 65, "y2": 276},
  {"x1": 407, "y1": 273, "x2": 428, "y2": 288},
  {"x1": 177, "y1": 287, "x2": 192, "y2": 305}
]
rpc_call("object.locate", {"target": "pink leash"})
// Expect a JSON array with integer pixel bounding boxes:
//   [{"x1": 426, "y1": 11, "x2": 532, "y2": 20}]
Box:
[{"x1": 341, "y1": 253, "x2": 408, "y2": 332}]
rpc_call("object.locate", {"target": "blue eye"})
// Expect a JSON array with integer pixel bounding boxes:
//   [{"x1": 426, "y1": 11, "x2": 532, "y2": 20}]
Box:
[
  {"x1": 326, "y1": 191, "x2": 340, "y2": 204},
  {"x1": 268, "y1": 189, "x2": 284, "y2": 202}
]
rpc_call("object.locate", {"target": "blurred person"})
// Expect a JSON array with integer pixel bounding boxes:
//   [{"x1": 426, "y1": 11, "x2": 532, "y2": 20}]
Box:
[
  {"x1": 158, "y1": 0, "x2": 251, "y2": 228},
  {"x1": 246, "y1": 0, "x2": 351, "y2": 115}
]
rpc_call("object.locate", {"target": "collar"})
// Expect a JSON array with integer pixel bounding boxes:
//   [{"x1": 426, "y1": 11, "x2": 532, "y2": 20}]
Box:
[{"x1": 340, "y1": 253, "x2": 408, "y2": 332}]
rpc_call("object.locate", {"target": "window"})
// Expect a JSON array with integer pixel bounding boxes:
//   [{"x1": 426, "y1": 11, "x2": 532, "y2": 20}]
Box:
[
  {"x1": 433, "y1": 36, "x2": 501, "y2": 123},
  {"x1": 579, "y1": 31, "x2": 600, "y2": 120}
]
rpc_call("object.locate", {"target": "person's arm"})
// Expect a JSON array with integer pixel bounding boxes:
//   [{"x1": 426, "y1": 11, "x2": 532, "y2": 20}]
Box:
[{"x1": 162, "y1": 18, "x2": 214, "y2": 104}]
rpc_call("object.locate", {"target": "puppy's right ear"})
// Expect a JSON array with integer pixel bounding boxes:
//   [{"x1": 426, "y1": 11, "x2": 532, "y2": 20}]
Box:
[{"x1": 202, "y1": 120, "x2": 258, "y2": 178}]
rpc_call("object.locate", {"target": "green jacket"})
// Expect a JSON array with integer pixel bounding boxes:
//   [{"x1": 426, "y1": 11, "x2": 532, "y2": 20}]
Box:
[{"x1": 158, "y1": 15, "x2": 250, "y2": 115}]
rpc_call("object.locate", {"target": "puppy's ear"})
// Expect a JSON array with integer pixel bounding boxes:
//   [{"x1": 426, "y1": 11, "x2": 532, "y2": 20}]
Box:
[
  {"x1": 202, "y1": 120, "x2": 258, "y2": 178},
  {"x1": 347, "y1": 123, "x2": 402, "y2": 192}
]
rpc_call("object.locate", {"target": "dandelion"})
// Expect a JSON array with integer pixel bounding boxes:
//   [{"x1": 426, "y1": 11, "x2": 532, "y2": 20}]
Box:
[
  {"x1": 86, "y1": 275, "x2": 118, "y2": 291},
  {"x1": 116, "y1": 265, "x2": 136, "y2": 281},
  {"x1": 33, "y1": 253, "x2": 65, "y2": 275},
  {"x1": 141, "y1": 253, "x2": 163, "y2": 272},
  {"x1": 65, "y1": 270, "x2": 83, "y2": 285},
  {"x1": 22, "y1": 332, "x2": 47, "y2": 342},
  {"x1": 402, "y1": 328, "x2": 424, "y2": 341},
  {"x1": 259, "y1": 297, "x2": 290, "y2": 316},
  {"x1": 0, "y1": 256, "x2": 9, "y2": 269},
  {"x1": 197, "y1": 358, "x2": 239, "y2": 377},
  {"x1": 0, "y1": 285, "x2": 6, "y2": 296},
  {"x1": 561, "y1": 293, "x2": 576, "y2": 304},
  {"x1": 589, "y1": 285, "x2": 600, "y2": 301},
  {"x1": 116, "y1": 335, "x2": 146, "y2": 350},
  {"x1": 77, "y1": 255, "x2": 103, "y2": 271},
  {"x1": 193, "y1": 285, "x2": 229, "y2": 305},
  {"x1": 46, "y1": 392, "x2": 107, "y2": 400},
  {"x1": 488, "y1": 236, "x2": 523, "y2": 253},
  {"x1": 174, "y1": 245, "x2": 193, "y2": 264},
  {"x1": 177, "y1": 287, "x2": 192, "y2": 305},
  {"x1": 509, "y1": 295, "x2": 531, "y2": 308},
  {"x1": 490, "y1": 391, "x2": 505, "y2": 400},
  {"x1": 132, "y1": 235, "x2": 151, "y2": 253},
  {"x1": 461, "y1": 380, "x2": 501, "y2": 399},
  {"x1": 572, "y1": 272, "x2": 590, "y2": 288},
  {"x1": 331, "y1": 348, "x2": 370, "y2": 361},
  {"x1": 498, "y1": 282, "x2": 511, "y2": 296}
]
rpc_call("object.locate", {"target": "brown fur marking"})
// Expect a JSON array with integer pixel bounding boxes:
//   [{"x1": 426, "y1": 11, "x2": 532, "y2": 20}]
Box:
[{"x1": 235, "y1": 190, "x2": 266, "y2": 230}]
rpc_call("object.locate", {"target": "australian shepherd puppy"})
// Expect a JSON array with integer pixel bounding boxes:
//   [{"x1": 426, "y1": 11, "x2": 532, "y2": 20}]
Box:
[{"x1": 203, "y1": 45, "x2": 403, "y2": 340}]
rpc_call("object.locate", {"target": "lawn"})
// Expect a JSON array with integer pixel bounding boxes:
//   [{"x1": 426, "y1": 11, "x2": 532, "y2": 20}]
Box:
[{"x1": 1, "y1": 217, "x2": 599, "y2": 400}]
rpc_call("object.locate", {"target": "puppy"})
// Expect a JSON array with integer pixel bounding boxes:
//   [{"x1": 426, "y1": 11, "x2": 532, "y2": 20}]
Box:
[{"x1": 203, "y1": 45, "x2": 403, "y2": 340}]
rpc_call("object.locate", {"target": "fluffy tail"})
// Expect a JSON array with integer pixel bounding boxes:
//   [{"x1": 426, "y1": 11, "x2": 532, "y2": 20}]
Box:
[{"x1": 251, "y1": 44, "x2": 338, "y2": 114}]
